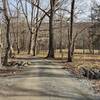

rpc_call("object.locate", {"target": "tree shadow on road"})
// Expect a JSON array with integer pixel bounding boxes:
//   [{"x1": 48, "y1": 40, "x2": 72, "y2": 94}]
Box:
[
  {"x1": 0, "y1": 85, "x2": 98, "y2": 100},
  {"x1": 5, "y1": 66, "x2": 77, "y2": 79}
]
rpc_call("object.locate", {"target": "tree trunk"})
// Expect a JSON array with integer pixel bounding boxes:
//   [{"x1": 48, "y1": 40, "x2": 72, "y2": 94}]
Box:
[
  {"x1": 16, "y1": 19, "x2": 20, "y2": 54},
  {"x1": 32, "y1": 33, "x2": 37, "y2": 56},
  {"x1": 71, "y1": 42, "x2": 75, "y2": 57},
  {"x1": 83, "y1": 34, "x2": 85, "y2": 54},
  {"x1": 16, "y1": 2, "x2": 20, "y2": 54},
  {"x1": 67, "y1": 0, "x2": 75, "y2": 62},
  {"x1": 3, "y1": 20, "x2": 10, "y2": 66},
  {"x1": 59, "y1": 12, "x2": 63, "y2": 58},
  {"x1": 47, "y1": 0, "x2": 55, "y2": 58},
  {"x1": 2, "y1": 0, "x2": 11, "y2": 66},
  {"x1": 28, "y1": 32, "x2": 33, "y2": 54},
  {"x1": 33, "y1": 0, "x2": 39, "y2": 56}
]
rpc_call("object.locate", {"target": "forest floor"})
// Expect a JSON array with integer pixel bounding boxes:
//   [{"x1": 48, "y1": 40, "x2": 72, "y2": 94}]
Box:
[{"x1": 0, "y1": 57, "x2": 100, "y2": 100}]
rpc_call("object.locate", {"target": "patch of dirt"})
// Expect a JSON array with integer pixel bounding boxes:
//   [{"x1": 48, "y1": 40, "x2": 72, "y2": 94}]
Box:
[{"x1": 0, "y1": 68, "x2": 22, "y2": 77}]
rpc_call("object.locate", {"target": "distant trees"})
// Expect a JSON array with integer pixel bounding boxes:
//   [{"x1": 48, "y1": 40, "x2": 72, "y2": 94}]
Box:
[
  {"x1": 1, "y1": 0, "x2": 100, "y2": 66},
  {"x1": 91, "y1": 2, "x2": 100, "y2": 22},
  {"x1": 88, "y1": 1, "x2": 100, "y2": 54}
]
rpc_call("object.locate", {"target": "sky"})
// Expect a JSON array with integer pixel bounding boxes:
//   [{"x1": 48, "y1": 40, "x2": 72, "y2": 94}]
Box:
[
  {"x1": 1, "y1": 0, "x2": 100, "y2": 22},
  {"x1": 76, "y1": 0, "x2": 100, "y2": 21}
]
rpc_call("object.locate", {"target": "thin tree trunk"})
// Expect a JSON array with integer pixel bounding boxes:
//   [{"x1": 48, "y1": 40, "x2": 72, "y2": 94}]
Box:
[
  {"x1": 59, "y1": 11, "x2": 63, "y2": 58},
  {"x1": 83, "y1": 34, "x2": 85, "y2": 54},
  {"x1": 19, "y1": 0, "x2": 33, "y2": 54},
  {"x1": 16, "y1": 18, "x2": 20, "y2": 54},
  {"x1": 33, "y1": 0, "x2": 39, "y2": 56},
  {"x1": 16, "y1": 2, "x2": 20, "y2": 54}
]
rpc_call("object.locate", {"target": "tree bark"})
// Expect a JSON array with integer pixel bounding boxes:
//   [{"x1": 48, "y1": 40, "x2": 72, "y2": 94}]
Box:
[
  {"x1": 47, "y1": 0, "x2": 55, "y2": 58},
  {"x1": 33, "y1": 0, "x2": 39, "y2": 56},
  {"x1": 28, "y1": 32, "x2": 33, "y2": 54},
  {"x1": 2, "y1": 0, "x2": 11, "y2": 66},
  {"x1": 16, "y1": 1, "x2": 20, "y2": 54},
  {"x1": 3, "y1": 20, "x2": 10, "y2": 66},
  {"x1": 67, "y1": 0, "x2": 75, "y2": 62}
]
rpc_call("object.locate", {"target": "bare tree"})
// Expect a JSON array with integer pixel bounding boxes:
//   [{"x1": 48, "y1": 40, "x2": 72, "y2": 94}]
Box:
[
  {"x1": 19, "y1": 0, "x2": 34, "y2": 54},
  {"x1": 59, "y1": 10, "x2": 63, "y2": 58},
  {"x1": 88, "y1": 1, "x2": 100, "y2": 54},
  {"x1": 20, "y1": 0, "x2": 47, "y2": 55},
  {"x1": 32, "y1": 0, "x2": 40, "y2": 56},
  {"x1": 47, "y1": 0, "x2": 56, "y2": 58},
  {"x1": 67, "y1": 0, "x2": 75, "y2": 62},
  {"x1": 2, "y1": 0, "x2": 11, "y2": 65}
]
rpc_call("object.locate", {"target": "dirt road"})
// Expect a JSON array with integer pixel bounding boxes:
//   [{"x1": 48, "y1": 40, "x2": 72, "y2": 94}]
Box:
[{"x1": 0, "y1": 59, "x2": 99, "y2": 100}]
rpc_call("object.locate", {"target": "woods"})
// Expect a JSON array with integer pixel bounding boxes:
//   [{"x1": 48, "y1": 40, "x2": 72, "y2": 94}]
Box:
[
  {"x1": 0, "y1": 0, "x2": 100, "y2": 99},
  {"x1": 0, "y1": 0, "x2": 100, "y2": 72},
  {"x1": 0, "y1": 0, "x2": 100, "y2": 65}
]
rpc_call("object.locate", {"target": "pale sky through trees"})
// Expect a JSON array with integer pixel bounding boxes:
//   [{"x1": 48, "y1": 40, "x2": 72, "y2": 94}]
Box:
[{"x1": 1, "y1": 0, "x2": 100, "y2": 22}]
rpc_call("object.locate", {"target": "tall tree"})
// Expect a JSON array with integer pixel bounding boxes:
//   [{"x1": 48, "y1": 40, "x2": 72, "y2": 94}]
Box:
[
  {"x1": 32, "y1": 0, "x2": 40, "y2": 56},
  {"x1": 20, "y1": 0, "x2": 45, "y2": 55},
  {"x1": 67, "y1": 0, "x2": 75, "y2": 62},
  {"x1": 47, "y1": 0, "x2": 56, "y2": 58},
  {"x1": 19, "y1": 0, "x2": 34, "y2": 54},
  {"x1": 16, "y1": 0, "x2": 20, "y2": 54},
  {"x1": 2, "y1": 0, "x2": 11, "y2": 66}
]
